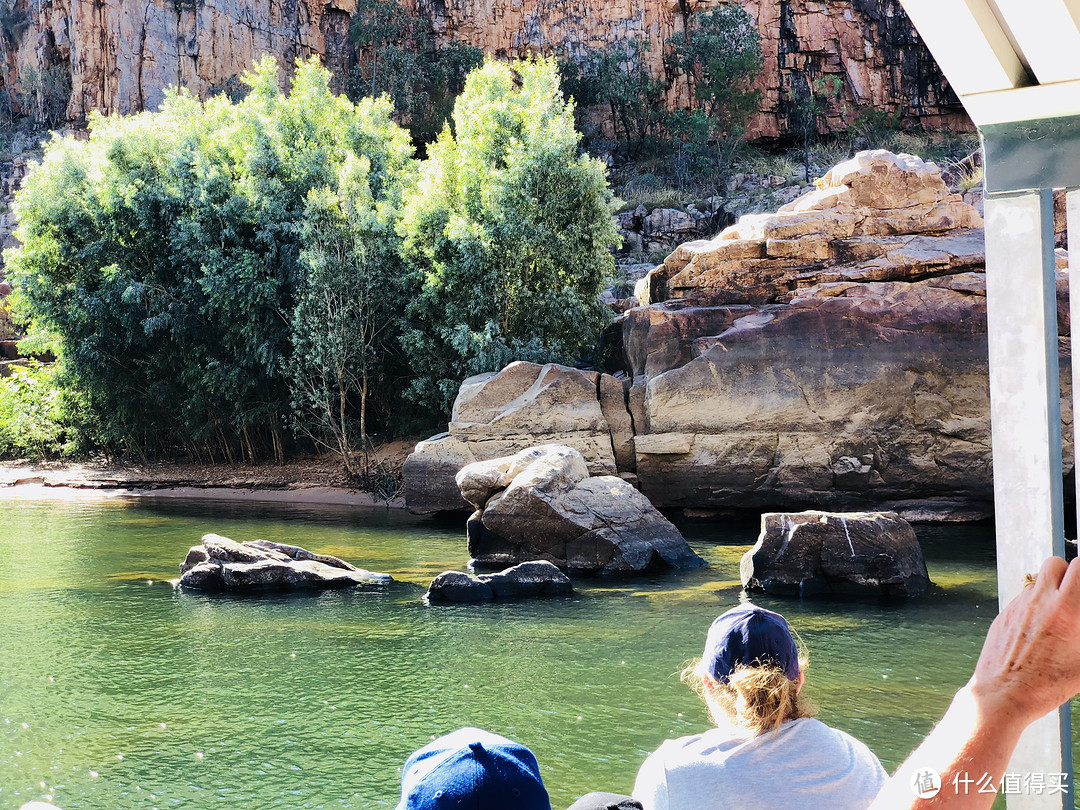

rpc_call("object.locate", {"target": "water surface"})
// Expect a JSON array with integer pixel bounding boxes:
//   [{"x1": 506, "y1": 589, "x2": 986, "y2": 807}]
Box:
[{"x1": 0, "y1": 497, "x2": 1019, "y2": 807}]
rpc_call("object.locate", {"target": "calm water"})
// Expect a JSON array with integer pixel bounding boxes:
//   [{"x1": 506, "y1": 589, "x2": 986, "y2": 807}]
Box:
[{"x1": 0, "y1": 495, "x2": 1038, "y2": 808}]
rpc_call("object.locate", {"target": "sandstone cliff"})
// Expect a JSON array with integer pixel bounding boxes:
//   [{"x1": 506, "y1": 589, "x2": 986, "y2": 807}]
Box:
[
  {"x1": 1, "y1": 0, "x2": 967, "y2": 139},
  {"x1": 416, "y1": 0, "x2": 968, "y2": 139},
  {"x1": 3, "y1": 0, "x2": 357, "y2": 120}
]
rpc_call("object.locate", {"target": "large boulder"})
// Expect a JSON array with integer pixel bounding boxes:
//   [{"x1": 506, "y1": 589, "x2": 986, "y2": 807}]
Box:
[
  {"x1": 178, "y1": 534, "x2": 392, "y2": 592},
  {"x1": 425, "y1": 560, "x2": 573, "y2": 604},
  {"x1": 458, "y1": 445, "x2": 706, "y2": 574},
  {"x1": 404, "y1": 362, "x2": 635, "y2": 513},
  {"x1": 740, "y1": 511, "x2": 931, "y2": 600},
  {"x1": 635, "y1": 276, "x2": 1003, "y2": 513},
  {"x1": 402, "y1": 152, "x2": 1074, "y2": 520}
]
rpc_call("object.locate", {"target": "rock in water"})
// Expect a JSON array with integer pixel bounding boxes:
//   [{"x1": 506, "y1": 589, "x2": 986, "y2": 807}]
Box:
[
  {"x1": 425, "y1": 560, "x2": 573, "y2": 604},
  {"x1": 457, "y1": 445, "x2": 706, "y2": 574},
  {"x1": 740, "y1": 511, "x2": 930, "y2": 600},
  {"x1": 178, "y1": 534, "x2": 392, "y2": 592},
  {"x1": 402, "y1": 361, "x2": 634, "y2": 513}
]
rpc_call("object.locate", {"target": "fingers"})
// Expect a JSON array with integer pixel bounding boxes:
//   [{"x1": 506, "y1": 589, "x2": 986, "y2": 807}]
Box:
[
  {"x1": 1036, "y1": 555, "x2": 1069, "y2": 591},
  {"x1": 1058, "y1": 557, "x2": 1080, "y2": 608}
]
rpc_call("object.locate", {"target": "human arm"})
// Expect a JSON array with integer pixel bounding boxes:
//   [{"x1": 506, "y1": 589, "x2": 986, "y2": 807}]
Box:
[{"x1": 868, "y1": 555, "x2": 1080, "y2": 810}]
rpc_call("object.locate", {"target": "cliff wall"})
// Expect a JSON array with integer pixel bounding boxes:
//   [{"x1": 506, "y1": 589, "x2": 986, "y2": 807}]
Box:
[
  {"x1": 415, "y1": 0, "x2": 968, "y2": 138},
  {"x1": 1, "y1": 0, "x2": 967, "y2": 139}
]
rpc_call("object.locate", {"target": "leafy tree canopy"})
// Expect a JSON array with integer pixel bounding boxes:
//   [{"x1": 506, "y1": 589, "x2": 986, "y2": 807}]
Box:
[
  {"x1": 7, "y1": 56, "x2": 414, "y2": 461},
  {"x1": 399, "y1": 58, "x2": 620, "y2": 413}
]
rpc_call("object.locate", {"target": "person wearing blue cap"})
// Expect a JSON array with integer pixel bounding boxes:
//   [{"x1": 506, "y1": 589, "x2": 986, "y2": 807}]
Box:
[
  {"x1": 396, "y1": 726, "x2": 552, "y2": 810},
  {"x1": 631, "y1": 603, "x2": 887, "y2": 810}
]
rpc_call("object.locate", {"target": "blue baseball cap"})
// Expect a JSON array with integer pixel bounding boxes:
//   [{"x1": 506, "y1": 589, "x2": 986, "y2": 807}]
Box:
[
  {"x1": 703, "y1": 604, "x2": 800, "y2": 684},
  {"x1": 396, "y1": 727, "x2": 551, "y2": 810}
]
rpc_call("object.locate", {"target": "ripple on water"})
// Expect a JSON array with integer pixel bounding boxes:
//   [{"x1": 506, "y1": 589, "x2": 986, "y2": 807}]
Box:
[{"x1": 0, "y1": 499, "x2": 1017, "y2": 808}]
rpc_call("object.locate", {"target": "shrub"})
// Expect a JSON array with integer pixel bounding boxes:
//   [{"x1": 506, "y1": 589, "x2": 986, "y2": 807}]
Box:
[
  {"x1": 348, "y1": 0, "x2": 484, "y2": 146},
  {"x1": 399, "y1": 58, "x2": 620, "y2": 413},
  {"x1": 559, "y1": 40, "x2": 667, "y2": 155},
  {"x1": 0, "y1": 362, "x2": 82, "y2": 459},
  {"x1": 6, "y1": 56, "x2": 416, "y2": 463},
  {"x1": 286, "y1": 146, "x2": 414, "y2": 474}
]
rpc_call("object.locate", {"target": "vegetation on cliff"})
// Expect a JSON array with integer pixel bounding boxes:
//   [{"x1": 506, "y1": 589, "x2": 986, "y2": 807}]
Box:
[
  {"x1": 560, "y1": 4, "x2": 763, "y2": 186},
  {"x1": 347, "y1": 0, "x2": 485, "y2": 147}
]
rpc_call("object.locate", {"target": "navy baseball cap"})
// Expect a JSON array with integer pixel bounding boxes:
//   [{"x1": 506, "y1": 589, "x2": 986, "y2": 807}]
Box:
[
  {"x1": 396, "y1": 727, "x2": 551, "y2": 810},
  {"x1": 703, "y1": 604, "x2": 800, "y2": 684}
]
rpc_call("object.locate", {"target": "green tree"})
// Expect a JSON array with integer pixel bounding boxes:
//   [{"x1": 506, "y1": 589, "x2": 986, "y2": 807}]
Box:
[
  {"x1": 348, "y1": 0, "x2": 483, "y2": 145},
  {"x1": 286, "y1": 148, "x2": 413, "y2": 475},
  {"x1": 6, "y1": 56, "x2": 416, "y2": 463},
  {"x1": 664, "y1": 5, "x2": 762, "y2": 180},
  {"x1": 560, "y1": 40, "x2": 666, "y2": 155},
  {"x1": 399, "y1": 58, "x2": 620, "y2": 413},
  {"x1": 0, "y1": 361, "x2": 87, "y2": 460}
]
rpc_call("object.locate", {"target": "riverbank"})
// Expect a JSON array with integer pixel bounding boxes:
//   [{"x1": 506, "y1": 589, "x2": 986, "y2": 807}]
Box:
[{"x1": 0, "y1": 444, "x2": 413, "y2": 507}]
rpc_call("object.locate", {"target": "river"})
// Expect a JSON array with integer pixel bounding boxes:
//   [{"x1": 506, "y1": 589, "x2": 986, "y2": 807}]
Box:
[{"x1": 0, "y1": 495, "x2": 1049, "y2": 808}]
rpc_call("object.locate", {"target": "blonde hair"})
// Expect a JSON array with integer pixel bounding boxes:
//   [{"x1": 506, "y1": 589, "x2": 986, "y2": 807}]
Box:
[{"x1": 681, "y1": 656, "x2": 814, "y2": 736}]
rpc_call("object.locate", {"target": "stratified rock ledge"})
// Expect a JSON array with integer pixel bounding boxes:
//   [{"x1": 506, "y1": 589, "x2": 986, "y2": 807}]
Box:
[{"x1": 178, "y1": 534, "x2": 393, "y2": 592}]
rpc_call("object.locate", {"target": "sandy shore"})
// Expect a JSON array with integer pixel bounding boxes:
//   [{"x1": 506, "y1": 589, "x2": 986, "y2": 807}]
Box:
[
  {"x1": 0, "y1": 481, "x2": 404, "y2": 507},
  {"x1": 0, "y1": 450, "x2": 411, "y2": 508}
]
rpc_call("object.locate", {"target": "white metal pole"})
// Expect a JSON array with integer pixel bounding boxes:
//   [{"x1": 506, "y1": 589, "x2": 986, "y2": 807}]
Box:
[{"x1": 985, "y1": 189, "x2": 1072, "y2": 809}]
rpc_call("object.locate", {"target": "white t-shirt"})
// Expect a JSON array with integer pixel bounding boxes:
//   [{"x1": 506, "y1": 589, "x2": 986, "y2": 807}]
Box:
[{"x1": 632, "y1": 717, "x2": 888, "y2": 810}]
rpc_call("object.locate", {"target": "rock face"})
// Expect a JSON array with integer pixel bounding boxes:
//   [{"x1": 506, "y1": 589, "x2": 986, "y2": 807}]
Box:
[
  {"x1": 638, "y1": 152, "x2": 984, "y2": 306},
  {"x1": 403, "y1": 361, "x2": 633, "y2": 513},
  {"x1": 6, "y1": 0, "x2": 357, "y2": 121},
  {"x1": 741, "y1": 511, "x2": 931, "y2": 599},
  {"x1": 404, "y1": 151, "x2": 1074, "y2": 520},
  {"x1": 458, "y1": 445, "x2": 706, "y2": 574},
  {"x1": 178, "y1": 534, "x2": 392, "y2": 592},
  {"x1": 414, "y1": 0, "x2": 966, "y2": 139},
  {"x1": 4, "y1": 0, "x2": 964, "y2": 140},
  {"x1": 425, "y1": 560, "x2": 573, "y2": 603},
  {"x1": 625, "y1": 152, "x2": 1071, "y2": 518}
]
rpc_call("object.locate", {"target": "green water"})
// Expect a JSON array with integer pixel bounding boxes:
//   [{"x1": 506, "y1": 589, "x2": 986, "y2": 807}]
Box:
[{"x1": 0, "y1": 496, "x2": 1018, "y2": 808}]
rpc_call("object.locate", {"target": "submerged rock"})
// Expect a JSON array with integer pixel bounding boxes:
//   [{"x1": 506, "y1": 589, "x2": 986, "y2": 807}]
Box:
[
  {"x1": 740, "y1": 511, "x2": 930, "y2": 600},
  {"x1": 458, "y1": 445, "x2": 706, "y2": 574},
  {"x1": 425, "y1": 560, "x2": 573, "y2": 604},
  {"x1": 178, "y1": 534, "x2": 392, "y2": 592}
]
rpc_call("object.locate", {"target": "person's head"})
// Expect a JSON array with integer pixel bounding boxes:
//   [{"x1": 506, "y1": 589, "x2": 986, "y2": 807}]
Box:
[
  {"x1": 396, "y1": 726, "x2": 551, "y2": 810},
  {"x1": 683, "y1": 604, "x2": 812, "y2": 735}
]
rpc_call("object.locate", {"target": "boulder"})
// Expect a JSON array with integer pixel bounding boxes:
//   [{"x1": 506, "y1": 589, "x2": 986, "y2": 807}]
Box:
[
  {"x1": 740, "y1": 511, "x2": 931, "y2": 600},
  {"x1": 460, "y1": 445, "x2": 706, "y2": 574},
  {"x1": 404, "y1": 362, "x2": 634, "y2": 513},
  {"x1": 425, "y1": 560, "x2": 573, "y2": 604},
  {"x1": 403, "y1": 433, "x2": 476, "y2": 513},
  {"x1": 178, "y1": 534, "x2": 392, "y2": 592},
  {"x1": 403, "y1": 151, "x2": 1074, "y2": 519},
  {"x1": 635, "y1": 277, "x2": 1002, "y2": 512}
]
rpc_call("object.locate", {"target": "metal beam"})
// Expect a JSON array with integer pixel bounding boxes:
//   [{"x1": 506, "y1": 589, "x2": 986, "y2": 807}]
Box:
[
  {"x1": 987, "y1": 0, "x2": 1080, "y2": 84},
  {"x1": 985, "y1": 190, "x2": 1072, "y2": 809},
  {"x1": 898, "y1": 0, "x2": 1031, "y2": 95},
  {"x1": 1070, "y1": 190, "x2": 1080, "y2": 566},
  {"x1": 981, "y1": 114, "x2": 1080, "y2": 192},
  {"x1": 963, "y1": 80, "x2": 1080, "y2": 128}
]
